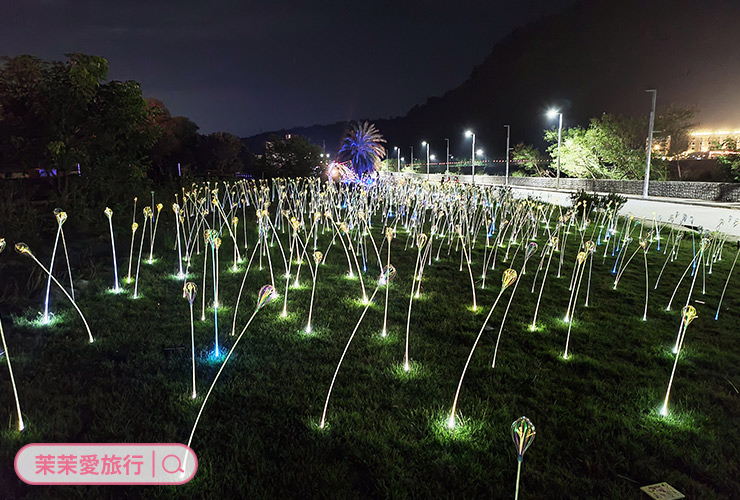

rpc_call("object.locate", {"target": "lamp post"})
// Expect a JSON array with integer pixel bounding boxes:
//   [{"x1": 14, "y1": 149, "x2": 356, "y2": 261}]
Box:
[
  {"x1": 504, "y1": 124, "x2": 511, "y2": 186},
  {"x1": 394, "y1": 147, "x2": 400, "y2": 173},
  {"x1": 466, "y1": 130, "x2": 476, "y2": 185},
  {"x1": 422, "y1": 141, "x2": 430, "y2": 180},
  {"x1": 547, "y1": 109, "x2": 563, "y2": 190},
  {"x1": 445, "y1": 138, "x2": 450, "y2": 176},
  {"x1": 643, "y1": 89, "x2": 657, "y2": 198}
]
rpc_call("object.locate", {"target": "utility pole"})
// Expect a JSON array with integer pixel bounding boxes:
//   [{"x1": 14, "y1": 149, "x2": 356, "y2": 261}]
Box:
[
  {"x1": 643, "y1": 89, "x2": 657, "y2": 198},
  {"x1": 504, "y1": 125, "x2": 510, "y2": 186}
]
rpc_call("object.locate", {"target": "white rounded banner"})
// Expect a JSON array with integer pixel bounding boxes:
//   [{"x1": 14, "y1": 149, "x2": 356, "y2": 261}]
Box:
[{"x1": 15, "y1": 443, "x2": 197, "y2": 485}]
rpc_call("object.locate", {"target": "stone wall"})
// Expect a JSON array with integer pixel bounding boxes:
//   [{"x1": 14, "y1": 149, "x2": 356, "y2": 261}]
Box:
[{"x1": 396, "y1": 173, "x2": 740, "y2": 202}]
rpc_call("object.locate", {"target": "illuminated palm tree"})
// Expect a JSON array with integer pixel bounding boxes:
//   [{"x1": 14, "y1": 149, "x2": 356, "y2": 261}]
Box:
[{"x1": 338, "y1": 121, "x2": 386, "y2": 176}]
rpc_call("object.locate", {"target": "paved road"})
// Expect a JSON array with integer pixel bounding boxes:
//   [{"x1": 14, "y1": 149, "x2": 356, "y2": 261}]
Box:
[{"x1": 507, "y1": 186, "x2": 740, "y2": 240}]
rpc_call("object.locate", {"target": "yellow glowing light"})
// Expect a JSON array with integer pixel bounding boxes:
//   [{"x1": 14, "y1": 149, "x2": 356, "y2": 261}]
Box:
[
  {"x1": 53, "y1": 208, "x2": 67, "y2": 225},
  {"x1": 576, "y1": 251, "x2": 587, "y2": 265},
  {"x1": 501, "y1": 268, "x2": 518, "y2": 290},
  {"x1": 183, "y1": 281, "x2": 197, "y2": 304},
  {"x1": 416, "y1": 233, "x2": 428, "y2": 248},
  {"x1": 14, "y1": 242, "x2": 32, "y2": 256},
  {"x1": 0, "y1": 238, "x2": 5, "y2": 254},
  {"x1": 682, "y1": 305, "x2": 697, "y2": 327},
  {"x1": 104, "y1": 207, "x2": 113, "y2": 219}
]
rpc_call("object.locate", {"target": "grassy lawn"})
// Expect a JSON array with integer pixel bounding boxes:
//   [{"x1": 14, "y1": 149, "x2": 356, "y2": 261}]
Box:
[{"x1": 1, "y1": 185, "x2": 739, "y2": 499}]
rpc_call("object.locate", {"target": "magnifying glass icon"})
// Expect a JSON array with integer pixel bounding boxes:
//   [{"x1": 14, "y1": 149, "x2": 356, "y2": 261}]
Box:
[{"x1": 162, "y1": 454, "x2": 185, "y2": 474}]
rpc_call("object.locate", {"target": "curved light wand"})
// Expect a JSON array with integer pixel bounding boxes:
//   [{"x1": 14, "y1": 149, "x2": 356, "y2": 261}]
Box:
[
  {"x1": 18, "y1": 246, "x2": 93, "y2": 343},
  {"x1": 0, "y1": 318, "x2": 24, "y2": 431},
  {"x1": 320, "y1": 286, "x2": 380, "y2": 428}
]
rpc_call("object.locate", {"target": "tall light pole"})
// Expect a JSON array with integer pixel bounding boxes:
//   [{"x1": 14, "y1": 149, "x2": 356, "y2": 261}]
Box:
[
  {"x1": 504, "y1": 124, "x2": 511, "y2": 186},
  {"x1": 422, "y1": 141, "x2": 430, "y2": 180},
  {"x1": 445, "y1": 138, "x2": 450, "y2": 176},
  {"x1": 466, "y1": 130, "x2": 476, "y2": 185},
  {"x1": 643, "y1": 89, "x2": 657, "y2": 198},
  {"x1": 394, "y1": 147, "x2": 400, "y2": 172},
  {"x1": 547, "y1": 109, "x2": 563, "y2": 190}
]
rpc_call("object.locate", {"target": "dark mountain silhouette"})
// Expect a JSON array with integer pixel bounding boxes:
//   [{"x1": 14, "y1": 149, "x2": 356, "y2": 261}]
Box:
[{"x1": 244, "y1": 0, "x2": 740, "y2": 164}]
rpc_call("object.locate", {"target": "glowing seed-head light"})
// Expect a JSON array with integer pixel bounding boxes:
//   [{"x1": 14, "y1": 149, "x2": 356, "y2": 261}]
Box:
[
  {"x1": 183, "y1": 282, "x2": 197, "y2": 305},
  {"x1": 53, "y1": 208, "x2": 67, "y2": 225},
  {"x1": 172, "y1": 203, "x2": 180, "y2": 214},
  {"x1": 501, "y1": 268, "x2": 518, "y2": 290},
  {"x1": 682, "y1": 305, "x2": 697, "y2": 327},
  {"x1": 0, "y1": 237, "x2": 5, "y2": 254},
  {"x1": 314, "y1": 211, "x2": 321, "y2": 222},
  {"x1": 290, "y1": 216, "x2": 301, "y2": 231},
  {"x1": 324, "y1": 210, "x2": 332, "y2": 220},
  {"x1": 214, "y1": 238, "x2": 222, "y2": 251},
  {"x1": 525, "y1": 242, "x2": 538, "y2": 260},
  {"x1": 156, "y1": 203, "x2": 163, "y2": 213},
  {"x1": 576, "y1": 251, "x2": 587, "y2": 265},
  {"x1": 550, "y1": 236, "x2": 559, "y2": 251},
  {"x1": 339, "y1": 222, "x2": 348, "y2": 233},
  {"x1": 143, "y1": 206, "x2": 152, "y2": 219},
  {"x1": 104, "y1": 207, "x2": 113, "y2": 219},
  {"x1": 385, "y1": 227, "x2": 394, "y2": 242},
  {"x1": 313, "y1": 251, "x2": 323, "y2": 265},
  {"x1": 416, "y1": 233, "x2": 428, "y2": 249},
  {"x1": 585, "y1": 240, "x2": 596, "y2": 253},
  {"x1": 379, "y1": 264, "x2": 397, "y2": 285},
  {"x1": 14, "y1": 242, "x2": 32, "y2": 256},
  {"x1": 511, "y1": 416, "x2": 536, "y2": 462},
  {"x1": 131, "y1": 222, "x2": 139, "y2": 233},
  {"x1": 232, "y1": 216, "x2": 238, "y2": 228},
  {"x1": 256, "y1": 284, "x2": 277, "y2": 310}
]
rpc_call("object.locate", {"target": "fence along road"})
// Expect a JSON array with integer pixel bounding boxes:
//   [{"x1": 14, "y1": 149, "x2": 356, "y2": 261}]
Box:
[{"x1": 397, "y1": 173, "x2": 740, "y2": 240}]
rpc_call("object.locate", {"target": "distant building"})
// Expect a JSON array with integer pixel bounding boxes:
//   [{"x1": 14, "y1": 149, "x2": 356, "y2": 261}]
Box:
[{"x1": 686, "y1": 129, "x2": 740, "y2": 157}]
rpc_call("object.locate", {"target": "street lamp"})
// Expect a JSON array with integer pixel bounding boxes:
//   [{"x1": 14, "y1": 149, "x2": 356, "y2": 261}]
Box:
[
  {"x1": 504, "y1": 125, "x2": 510, "y2": 186},
  {"x1": 643, "y1": 89, "x2": 657, "y2": 198},
  {"x1": 445, "y1": 138, "x2": 450, "y2": 176},
  {"x1": 393, "y1": 146, "x2": 400, "y2": 173},
  {"x1": 422, "y1": 141, "x2": 430, "y2": 180},
  {"x1": 465, "y1": 130, "x2": 476, "y2": 185},
  {"x1": 547, "y1": 109, "x2": 563, "y2": 190}
]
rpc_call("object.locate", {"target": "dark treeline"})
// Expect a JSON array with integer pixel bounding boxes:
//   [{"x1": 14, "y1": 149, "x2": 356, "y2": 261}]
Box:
[{"x1": 0, "y1": 54, "x2": 323, "y2": 196}]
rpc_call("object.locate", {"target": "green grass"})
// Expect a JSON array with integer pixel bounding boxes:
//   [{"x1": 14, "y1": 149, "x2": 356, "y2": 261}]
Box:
[{"x1": 1, "y1": 209, "x2": 739, "y2": 499}]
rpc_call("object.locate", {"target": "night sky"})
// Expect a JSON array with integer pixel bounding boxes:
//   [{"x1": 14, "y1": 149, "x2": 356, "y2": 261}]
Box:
[{"x1": 1, "y1": 0, "x2": 577, "y2": 137}]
